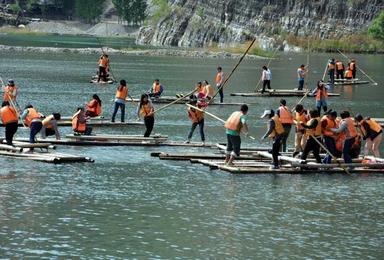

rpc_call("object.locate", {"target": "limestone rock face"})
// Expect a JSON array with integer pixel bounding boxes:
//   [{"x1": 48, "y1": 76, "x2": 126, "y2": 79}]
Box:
[{"x1": 137, "y1": 0, "x2": 383, "y2": 49}]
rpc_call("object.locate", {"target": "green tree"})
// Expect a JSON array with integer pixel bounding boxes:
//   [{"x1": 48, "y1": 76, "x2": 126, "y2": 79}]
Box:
[
  {"x1": 368, "y1": 11, "x2": 384, "y2": 41},
  {"x1": 112, "y1": 0, "x2": 147, "y2": 25},
  {"x1": 75, "y1": 0, "x2": 105, "y2": 23}
]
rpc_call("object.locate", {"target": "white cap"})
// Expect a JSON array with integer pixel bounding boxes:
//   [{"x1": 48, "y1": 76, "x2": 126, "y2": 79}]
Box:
[{"x1": 261, "y1": 110, "x2": 272, "y2": 118}]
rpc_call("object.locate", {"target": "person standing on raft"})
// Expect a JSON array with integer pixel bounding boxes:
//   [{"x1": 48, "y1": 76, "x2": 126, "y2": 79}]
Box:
[
  {"x1": 0, "y1": 101, "x2": 18, "y2": 145},
  {"x1": 349, "y1": 59, "x2": 357, "y2": 79},
  {"x1": 72, "y1": 107, "x2": 92, "y2": 135},
  {"x1": 261, "y1": 65, "x2": 272, "y2": 94},
  {"x1": 138, "y1": 94, "x2": 155, "y2": 137},
  {"x1": 276, "y1": 99, "x2": 294, "y2": 152},
  {"x1": 261, "y1": 109, "x2": 284, "y2": 169},
  {"x1": 321, "y1": 110, "x2": 338, "y2": 164},
  {"x1": 86, "y1": 94, "x2": 102, "y2": 118},
  {"x1": 2, "y1": 79, "x2": 18, "y2": 103},
  {"x1": 97, "y1": 54, "x2": 109, "y2": 83},
  {"x1": 297, "y1": 64, "x2": 306, "y2": 90},
  {"x1": 292, "y1": 104, "x2": 308, "y2": 157},
  {"x1": 185, "y1": 99, "x2": 205, "y2": 145},
  {"x1": 327, "y1": 58, "x2": 335, "y2": 84},
  {"x1": 335, "y1": 60, "x2": 344, "y2": 79},
  {"x1": 300, "y1": 109, "x2": 322, "y2": 164},
  {"x1": 111, "y1": 80, "x2": 128, "y2": 123},
  {"x1": 215, "y1": 66, "x2": 225, "y2": 103},
  {"x1": 202, "y1": 80, "x2": 214, "y2": 100},
  {"x1": 21, "y1": 104, "x2": 43, "y2": 143},
  {"x1": 311, "y1": 80, "x2": 329, "y2": 114},
  {"x1": 224, "y1": 104, "x2": 249, "y2": 166}
]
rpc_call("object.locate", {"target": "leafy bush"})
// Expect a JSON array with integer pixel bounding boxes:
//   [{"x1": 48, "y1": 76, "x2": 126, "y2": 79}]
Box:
[{"x1": 368, "y1": 11, "x2": 384, "y2": 41}]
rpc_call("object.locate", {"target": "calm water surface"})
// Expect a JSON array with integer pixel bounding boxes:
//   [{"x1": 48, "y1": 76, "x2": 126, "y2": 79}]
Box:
[{"x1": 0, "y1": 43, "x2": 383, "y2": 258}]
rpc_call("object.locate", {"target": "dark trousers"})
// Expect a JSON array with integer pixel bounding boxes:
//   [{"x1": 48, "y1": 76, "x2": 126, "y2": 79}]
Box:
[
  {"x1": 343, "y1": 137, "x2": 355, "y2": 164},
  {"x1": 272, "y1": 135, "x2": 282, "y2": 167},
  {"x1": 30, "y1": 121, "x2": 43, "y2": 143},
  {"x1": 226, "y1": 134, "x2": 241, "y2": 156},
  {"x1": 262, "y1": 80, "x2": 271, "y2": 92},
  {"x1": 111, "y1": 102, "x2": 125, "y2": 122},
  {"x1": 298, "y1": 80, "x2": 304, "y2": 90},
  {"x1": 85, "y1": 111, "x2": 98, "y2": 118},
  {"x1": 281, "y1": 124, "x2": 292, "y2": 152},
  {"x1": 98, "y1": 66, "x2": 107, "y2": 82},
  {"x1": 144, "y1": 116, "x2": 154, "y2": 137},
  {"x1": 329, "y1": 69, "x2": 335, "y2": 83},
  {"x1": 187, "y1": 119, "x2": 205, "y2": 141},
  {"x1": 5, "y1": 122, "x2": 18, "y2": 145},
  {"x1": 323, "y1": 136, "x2": 336, "y2": 164},
  {"x1": 148, "y1": 93, "x2": 161, "y2": 98},
  {"x1": 77, "y1": 126, "x2": 92, "y2": 136},
  {"x1": 301, "y1": 136, "x2": 322, "y2": 163},
  {"x1": 218, "y1": 85, "x2": 224, "y2": 103},
  {"x1": 336, "y1": 70, "x2": 344, "y2": 79},
  {"x1": 352, "y1": 69, "x2": 356, "y2": 79}
]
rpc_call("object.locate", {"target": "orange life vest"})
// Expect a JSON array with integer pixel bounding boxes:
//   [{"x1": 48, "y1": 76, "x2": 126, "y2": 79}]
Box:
[
  {"x1": 345, "y1": 69, "x2": 353, "y2": 78},
  {"x1": 115, "y1": 86, "x2": 128, "y2": 100},
  {"x1": 343, "y1": 117, "x2": 357, "y2": 138},
  {"x1": 153, "y1": 83, "x2": 161, "y2": 93},
  {"x1": 328, "y1": 63, "x2": 335, "y2": 70},
  {"x1": 72, "y1": 114, "x2": 86, "y2": 132},
  {"x1": 0, "y1": 106, "x2": 18, "y2": 124},
  {"x1": 321, "y1": 115, "x2": 336, "y2": 137},
  {"x1": 140, "y1": 102, "x2": 153, "y2": 118},
  {"x1": 349, "y1": 62, "x2": 356, "y2": 70},
  {"x1": 269, "y1": 115, "x2": 284, "y2": 138},
  {"x1": 336, "y1": 61, "x2": 344, "y2": 70},
  {"x1": 278, "y1": 106, "x2": 293, "y2": 124},
  {"x1": 24, "y1": 108, "x2": 40, "y2": 127},
  {"x1": 316, "y1": 87, "x2": 328, "y2": 101},
  {"x1": 99, "y1": 56, "x2": 108, "y2": 67},
  {"x1": 224, "y1": 111, "x2": 243, "y2": 132},
  {"x1": 295, "y1": 111, "x2": 307, "y2": 131},
  {"x1": 359, "y1": 119, "x2": 382, "y2": 137},
  {"x1": 188, "y1": 108, "x2": 204, "y2": 123},
  {"x1": 305, "y1": 117, "x2": 322, "y2": 137},
  {"x1": 204, "y1": 84, "x2": 214, "y2": 97},
  {"x1": 215, "y1": 72, "x2": 223, "y2": 85},
  {"x1": 3, "y1": 85, "x2": 17, "y2": 101},
  {"x1": 87, "y1": 99, "x2": 102, "y2": 116}
]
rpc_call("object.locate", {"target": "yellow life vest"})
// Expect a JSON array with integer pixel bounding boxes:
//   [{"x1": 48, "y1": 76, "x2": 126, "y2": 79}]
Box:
[
  {"x1": 268, "y1": 115, "x2": 284, "y2": 138},
  {"x1": 305, "y1": 117, "x2": 322, "y2": 137}
]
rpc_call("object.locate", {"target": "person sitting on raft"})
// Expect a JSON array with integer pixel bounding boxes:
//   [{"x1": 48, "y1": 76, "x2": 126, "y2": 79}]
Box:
[
  {"x1": 185, "y1": 99, "x2": 205, "y2": 145},
  {"x1": 21, "y1": 104, "x2": 44, "y2": 143},
  {"x1": 0, "y1": 101, "x2": 18, "y2": 146},
  {"x1": 202, "y1": 80, "x2": 214, "y2": 100},
  {"x1": 86, "y1": 94, "x2": 102, "y2": 118},
  {"x1": 149, "y1": 79, "x2": 164, "y2": 98},
  {"x1": 72, "y1": 107, "x2": 92, "y2": 135},
  {"x1": 41, "y1": 113, "x2": 61, "y2": 140},
  {"x1": 138, "y1": 94, "x2": 155, "y2": 137},
  {"x1": 261, "y1": 109, "x2": 284, "y2": 169}
]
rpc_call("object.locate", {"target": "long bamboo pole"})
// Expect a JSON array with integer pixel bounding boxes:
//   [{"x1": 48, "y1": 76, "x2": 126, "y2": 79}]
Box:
[
  {"x1": 209, "y1": 38, "x2": 256, "y2": 105},
  {"x1": 186, "y1": 104, "x2": 256, "y2": 140},
  {"x1": 153, "y1": 88, "x2": 197, "y2": 114},
  {"x1": 321, "y1": 61, "x2": 328, "y2": 82},
  {"x1": 337, "y1": 49, "x2": 378, "y2": 85}
]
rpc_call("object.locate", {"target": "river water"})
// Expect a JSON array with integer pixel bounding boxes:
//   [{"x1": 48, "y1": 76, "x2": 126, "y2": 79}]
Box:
[{"x1": 0, "y1": 37, "x2": 383, "y2": 258}]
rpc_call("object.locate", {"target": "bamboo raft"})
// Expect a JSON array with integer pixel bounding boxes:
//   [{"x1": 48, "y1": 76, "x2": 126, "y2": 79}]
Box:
[
  {"x1": 0, "y1": 118, "x2": 144, "y2": 127},
  {"x1": 230, "y1": 89, "x2": 340, "y2": 97},
  {"x1": 333, "y1": 78, "x2": 370, "y2": 85},
  {"x1": 151, "y1": 147, "x2": 384, "y2": 174},
  {"x1": 126, "y1": 96, "x2": 246, "y2": 106},
  {"x1": 0, "y1": 142, "x2": 93, "y2": 164}
]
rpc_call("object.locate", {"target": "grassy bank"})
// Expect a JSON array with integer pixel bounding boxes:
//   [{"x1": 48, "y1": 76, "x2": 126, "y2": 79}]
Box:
[{"x1": 284, "y1": 34, "x2": 384, "y2": 53}]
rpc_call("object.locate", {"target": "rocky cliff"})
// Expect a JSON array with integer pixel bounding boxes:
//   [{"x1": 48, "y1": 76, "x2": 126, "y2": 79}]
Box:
[{"x1": 137, "y1": 0, "x2": 383, "y2": 49}]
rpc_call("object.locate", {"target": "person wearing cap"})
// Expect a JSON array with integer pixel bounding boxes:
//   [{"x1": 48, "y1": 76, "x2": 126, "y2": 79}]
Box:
[
  {"x1": 297, "y1": 64, "x2": 306, "y2": 90},
  {"x1": 224, "y1": 104, "x2": 249, "y2": 166},
  {"x1": 2, "y1": 79, "x2": 18, "y2": 102},
  {"x1": 321, "y1": 110, "x2": 338, "y2": 164},
  {"x1": 261, "y1": 109, "x2": 284, "y2": 169},
  {"x1": 311, "y1": 80, "x2": 330, "y2": 115},
  {"x1": 354, "y1": 114, "x2": 382, "y2": 157},
  {"x1": 185, "y1": 100, "x2": 205, "y2": 144},
  {"x1": 292, "y1": 104, "x2": 308, "y2": 157},
  {"x1": 276, "y1": 99, "x2": 294, "y2": 152},
  {"x1": 300, "y1": 109, "x2": 322, "y2": 163}
]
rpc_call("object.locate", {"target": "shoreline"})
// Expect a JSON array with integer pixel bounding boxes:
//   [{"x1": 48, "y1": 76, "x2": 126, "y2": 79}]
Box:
[{"x1": 0, "y1": 44, "x2": 267, "y2": 59}]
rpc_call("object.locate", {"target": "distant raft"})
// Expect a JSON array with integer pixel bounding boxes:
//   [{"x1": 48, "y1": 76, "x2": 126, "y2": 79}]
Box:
[
  {"x1": 230, "y1": 89, "x2": 341, "y2": 97},
  {"x1": 333, "y1": 79, "x2": 370, "y2": 85}
]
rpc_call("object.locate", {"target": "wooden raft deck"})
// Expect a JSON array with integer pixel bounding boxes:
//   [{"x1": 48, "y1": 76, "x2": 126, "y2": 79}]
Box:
[
  {"x1": 334, "y1": 80, "x2": 370, "y2": 85},
  {"x1": 230, "y1": 89, "x2": 340, "y2": 97},
  {"x1": 126, "y1": 96, "x2": 245, "y2": 106}
]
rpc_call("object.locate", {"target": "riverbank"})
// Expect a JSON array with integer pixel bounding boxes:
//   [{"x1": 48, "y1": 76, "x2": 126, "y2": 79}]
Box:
[{"x1": 0, "y1": 44, "x2": 267, "y2": 60}]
